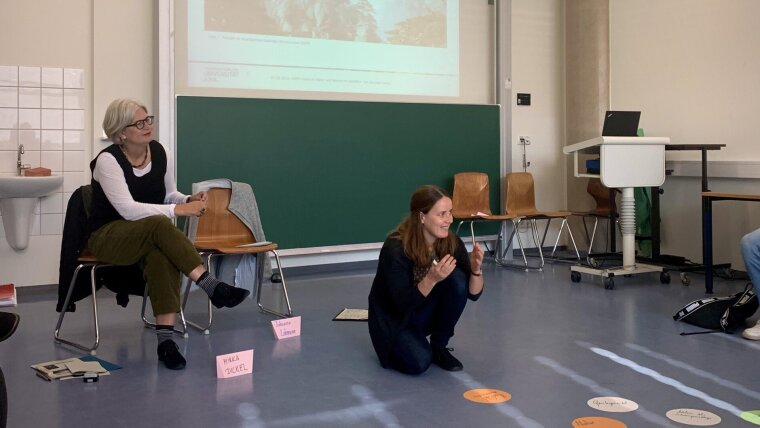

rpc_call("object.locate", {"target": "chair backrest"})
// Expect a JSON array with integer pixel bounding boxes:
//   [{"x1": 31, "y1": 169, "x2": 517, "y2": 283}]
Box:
[
  {"x1": 505, "y1": 172, "x2": 538, "y2": 215},
  {"x1": 195, "y1": 188, "x2": 256, "y2": 246},
  {"x1": 587, "y1": 178, "x2": 612, "y2": 215},
  {"x1": 451, "y1": 172, "x2": 492, "y2": 217}
]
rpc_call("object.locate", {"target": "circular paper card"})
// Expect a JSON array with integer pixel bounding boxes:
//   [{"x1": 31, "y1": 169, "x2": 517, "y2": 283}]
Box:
[
  {"x1": 665, "y1": 409, "x2": 721, "y2": 426},
  {"x1": 463, "y1": 389, "x2": 512, "y2": 404},
  {"x1": 571, "y1": 416, "x2": 627, "y2": 428},
  {"x1": 741, "y1": 410, "x2": 760, "y2": 425},
  {"x1": 587, "y1": 397, "x2": 639, "y2": 413}
]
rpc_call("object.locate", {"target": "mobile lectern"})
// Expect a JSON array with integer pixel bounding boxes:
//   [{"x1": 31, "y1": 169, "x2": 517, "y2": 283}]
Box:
[{"x1": 563, "y1": 136, "x2": 671, "y2": 289}]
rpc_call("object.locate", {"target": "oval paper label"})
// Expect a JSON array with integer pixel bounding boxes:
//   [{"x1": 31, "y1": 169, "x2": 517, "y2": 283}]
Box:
[
  {"x1": 463, "y1": 388, "x2": 512, "y2": 404},
  {"x1": 571, "y1": 416, "x2": 627, "y2": 427},
  {"x1": 587, "y1": 397, "x2": 639, "y2": 413},
  {"x1": 665, "y1": 408, "x2": 721, "y2": 426},
  {"x1": 740, "y1": 410, "x2": 760, "y2": 425}
]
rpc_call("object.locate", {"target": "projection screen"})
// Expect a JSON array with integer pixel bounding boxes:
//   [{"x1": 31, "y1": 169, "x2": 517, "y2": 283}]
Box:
[{"x1": 174, "y1": 0, "x2": 495, "y2": 104}]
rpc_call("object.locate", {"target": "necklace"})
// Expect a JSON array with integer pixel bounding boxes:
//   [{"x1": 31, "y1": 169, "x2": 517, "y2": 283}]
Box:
[{"x1": 120, "y1": 145, "x2": 149, "y2": 168}]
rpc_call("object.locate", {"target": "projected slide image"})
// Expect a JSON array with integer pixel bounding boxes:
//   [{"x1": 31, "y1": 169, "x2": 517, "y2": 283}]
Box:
[
  {"x1": 204, "y1": 0, "x2": 446, "y2": 48},
  {"x1": 186, "y1": 0, "x2": 459, "y2": 97}
]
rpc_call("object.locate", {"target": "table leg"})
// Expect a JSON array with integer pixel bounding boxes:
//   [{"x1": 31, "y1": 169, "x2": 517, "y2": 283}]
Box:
[{"x1": 702, "y1": 196, "x2": 713, "y2": 294}]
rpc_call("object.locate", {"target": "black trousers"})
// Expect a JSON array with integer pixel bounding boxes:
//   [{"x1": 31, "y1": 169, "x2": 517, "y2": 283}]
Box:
[{"x1": 388, "y1": 269, "x2": 468, "y2": 375}]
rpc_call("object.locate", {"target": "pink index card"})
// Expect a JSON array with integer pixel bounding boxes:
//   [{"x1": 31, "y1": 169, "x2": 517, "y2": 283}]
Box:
[
  {"x1": 216, "y1": 349, "x2": 253, "y2": 379},
  {"x1": 271, "y1": 316, "x2": 302, "y2": 340}
]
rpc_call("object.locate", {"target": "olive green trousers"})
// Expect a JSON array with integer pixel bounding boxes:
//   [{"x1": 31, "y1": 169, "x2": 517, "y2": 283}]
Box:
[{"x1": 89, "y1": 216, "x2": 203, "y2": 315}]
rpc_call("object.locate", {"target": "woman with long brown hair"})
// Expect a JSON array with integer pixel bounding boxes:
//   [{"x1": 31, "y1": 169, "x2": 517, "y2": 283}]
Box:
[{"x1": 368, "y1": 185, "x2": 484, "y2": 374}]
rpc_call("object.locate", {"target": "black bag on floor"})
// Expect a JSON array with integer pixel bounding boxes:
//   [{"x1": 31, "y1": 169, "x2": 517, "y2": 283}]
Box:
[{"x1": 673, "y1": 283, "x2": 758, "y2": 334}]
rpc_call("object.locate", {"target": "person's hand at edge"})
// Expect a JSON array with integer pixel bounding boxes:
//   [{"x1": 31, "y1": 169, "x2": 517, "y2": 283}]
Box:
[
  {"x1": 175, "y1": 200, "x2": 206, "y2": 217},
  {"x1": 188, "y1": 191, "x2": 208, "y2": 203},
  {"x1": 470, "y1": 242, "x2": 484, "y2": 275}
]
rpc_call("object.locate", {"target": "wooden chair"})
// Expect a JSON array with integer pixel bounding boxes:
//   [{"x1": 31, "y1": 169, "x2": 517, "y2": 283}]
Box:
[
  {"x1": 505, "y1": 172, "x2": 580, "y2": 269},
  {"x1": 576, "y1": 178, "x2": 618, "y2": 259},
  {"x1": 182, "y1": 187, "x2": 292, "y2": 333},
  {"x1": 451, "y1": 172, "x2": 527, "y2": 267}
]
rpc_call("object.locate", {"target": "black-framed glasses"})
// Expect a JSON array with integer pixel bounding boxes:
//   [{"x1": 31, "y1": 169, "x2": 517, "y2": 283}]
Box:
[{"x1": 125, "y1": 115, "x2": 154, "y2": 130}]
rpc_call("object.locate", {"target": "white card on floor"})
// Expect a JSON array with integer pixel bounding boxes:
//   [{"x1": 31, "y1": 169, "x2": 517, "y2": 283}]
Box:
[
  {"x1": 216, "y1": 349, "x2": 253, "y2": 379},
  {"x1": 271, "y1": 316, "x2": 301, "y2": 340}
]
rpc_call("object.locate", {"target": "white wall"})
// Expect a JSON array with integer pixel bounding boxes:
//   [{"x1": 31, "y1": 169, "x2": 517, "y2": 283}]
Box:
[
  {"x1": 610, "y1": 0, "x2": 760, "y2": 271},
  {"x1": 510, "y1": 0, "x2": 567, "y2": 246},
  {"x1": 0, "y1": 0, "x2": 155, "y2": 287}
]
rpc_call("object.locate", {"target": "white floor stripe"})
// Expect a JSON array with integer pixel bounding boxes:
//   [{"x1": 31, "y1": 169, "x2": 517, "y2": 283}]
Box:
[
  {"x1": 257, "y1": 385, "x2": 402, "y2": 427},
  {"x1": 625, "y1": 342, "x2": 760, "y2": 401},
  {"x1": 581, "y1": 342, "x2": 744, "y2": 418},
  {"x1": 534, "y1": 356, "x2": 678, "y2": 427}
]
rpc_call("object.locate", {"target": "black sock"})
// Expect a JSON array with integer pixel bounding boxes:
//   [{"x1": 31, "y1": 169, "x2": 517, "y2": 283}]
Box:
[
  {"x1": 196, "y1": 271, "x2": 220, "y2": 297},
  {"x1": 156, "y1": 324, "x2": 173, "y2": 345}
]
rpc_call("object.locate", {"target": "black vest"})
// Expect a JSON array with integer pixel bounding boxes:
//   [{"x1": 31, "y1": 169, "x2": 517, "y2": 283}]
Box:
[{"x1": 89, "y1": 140, "x2": 167, "y2": 233}]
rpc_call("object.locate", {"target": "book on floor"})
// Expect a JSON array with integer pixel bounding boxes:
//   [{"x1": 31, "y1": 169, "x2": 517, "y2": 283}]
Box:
[
  {"x1": 332, "y1": 308, "x2": 368, "y2": 321},
  {"x1": 0, "y1": 283, "x2": 17, "y2": 307},
  {"x1": 31, "y1": 356, "x2": 116, "y2": 381}
]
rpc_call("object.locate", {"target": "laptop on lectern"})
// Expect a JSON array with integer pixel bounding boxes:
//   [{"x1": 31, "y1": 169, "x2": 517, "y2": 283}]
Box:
[{"x1": 602, "y1": 111, "x2": 641, "y2": 136}]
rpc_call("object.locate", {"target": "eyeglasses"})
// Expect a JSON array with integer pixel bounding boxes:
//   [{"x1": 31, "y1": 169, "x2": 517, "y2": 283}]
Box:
[{"x1": 125, "y1": 115, "x2": 154, "y2": 130}]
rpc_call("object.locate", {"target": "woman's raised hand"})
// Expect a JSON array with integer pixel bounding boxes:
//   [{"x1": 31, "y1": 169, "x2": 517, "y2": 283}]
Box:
[
  {"x1": 470, "y1": 242, "x2": 484, "y2": 274},
  {"x1": 427, "y1": 254, "x2": 456, "y2": 283}
]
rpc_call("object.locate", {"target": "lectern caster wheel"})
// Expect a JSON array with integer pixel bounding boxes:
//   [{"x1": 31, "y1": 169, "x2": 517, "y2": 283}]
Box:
[
  {"x1": 680, "y1": 272, "x2": 690, "y2": 286},
  {"x1": 660, "y1": 271, "x2": 671, "y2": 284},
  {"x1": 604, "y1": 277, "x2": 615, "y2": 290},
  {"x1": 571, "y1": 271, "x2": 581, "y2": 283}
]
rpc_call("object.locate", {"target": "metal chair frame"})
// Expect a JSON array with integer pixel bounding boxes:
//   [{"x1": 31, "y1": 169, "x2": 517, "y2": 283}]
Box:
[
  {"x1": 54, "y1": 257, "x2": 188, "y2": 355},
  {"x1": 450, "y1": 172, "x2": 527, "y2": 269},
  {"x1": 502, "y1": 172, "x2": 581, "y2": 270}
]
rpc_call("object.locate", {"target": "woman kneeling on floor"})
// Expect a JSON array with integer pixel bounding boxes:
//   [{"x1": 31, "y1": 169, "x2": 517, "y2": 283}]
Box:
[{"x1": 368, "y1": 185, "x2": 484, "y2": 375}]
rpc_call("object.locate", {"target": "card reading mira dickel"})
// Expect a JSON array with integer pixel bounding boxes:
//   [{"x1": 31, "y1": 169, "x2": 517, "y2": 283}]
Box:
[{"x1": 216, "y1": 349, "x2": 253, "y2": 379}]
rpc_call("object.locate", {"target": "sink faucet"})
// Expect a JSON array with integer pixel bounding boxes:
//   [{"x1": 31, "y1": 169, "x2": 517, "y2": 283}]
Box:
[{"x1": 17, "y1": 144, "x2": 27, "y2": 176}]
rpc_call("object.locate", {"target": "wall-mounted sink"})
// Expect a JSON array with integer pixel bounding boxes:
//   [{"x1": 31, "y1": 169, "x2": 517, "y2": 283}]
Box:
[{"x1": 0, "y1": 175, "x2": 64, "y2": 250}]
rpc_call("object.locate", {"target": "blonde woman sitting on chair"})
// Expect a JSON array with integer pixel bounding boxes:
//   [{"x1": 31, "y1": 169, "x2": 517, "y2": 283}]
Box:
[{"x1": 88, "y1": 98, "x2": 249, "y2": 370}]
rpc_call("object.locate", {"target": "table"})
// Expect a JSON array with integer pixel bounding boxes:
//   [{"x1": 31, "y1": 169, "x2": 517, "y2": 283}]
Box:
[
  {"x1": 564, "y1": 136, "x2": 670, "y2": 289},
  {"x1": 701, "y1": 192, "x2": 760, "y2": 293},
  {"x1": 650, "y1": 144, "x2": 726, "y2": 261}
]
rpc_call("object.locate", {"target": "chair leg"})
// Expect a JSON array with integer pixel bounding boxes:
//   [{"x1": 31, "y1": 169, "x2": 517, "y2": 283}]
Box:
[
  {"x1": 181, "y1": 252, "x2": 215, "y2": 334},
  {"x1": 455, "y1": 220, "x2": 464, "y2": 235},
  {"x1": 588, "y1": 217, "x2": 599, "y2": 256},
  {"x1": 548, "y1": 218, "x2": 581, "y2": 261},
  {"x1": 257, "y1": 249, "x2": 293, "y2": 318},
  {"x1": 53, "y1": 263, "x2": 100, "y2": 355},
  {"x1": 530, "y1": 219, "x2": 546, "y2": 268},
  {"x1": 141, "y1": 285, "x2": 189, "y2": 338},
  {"x1": 495, "y1": 218, "x2": 537, "y2": 271},
  {"x1": 550, "y1": 219, "x2": 563, "y2": 258},
  {"x1": 563, "y1": 218, "x2": 581, "y2": 261}
]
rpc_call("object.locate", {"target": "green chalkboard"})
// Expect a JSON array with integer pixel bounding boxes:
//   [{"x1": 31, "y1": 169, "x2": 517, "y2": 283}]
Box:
[{"x1": 177, "y1": 96, "x2": 500, "y2": 249}]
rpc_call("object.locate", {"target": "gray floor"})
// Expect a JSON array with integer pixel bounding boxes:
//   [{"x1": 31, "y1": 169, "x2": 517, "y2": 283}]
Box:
[{"x1": 2, "y1": 258, "x2": 760, "y2": 427}]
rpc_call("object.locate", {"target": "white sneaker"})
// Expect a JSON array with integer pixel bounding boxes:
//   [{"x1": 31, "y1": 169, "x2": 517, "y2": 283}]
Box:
[{"x1": 742, "y1": 320, "x2": 760, "y2": 340}]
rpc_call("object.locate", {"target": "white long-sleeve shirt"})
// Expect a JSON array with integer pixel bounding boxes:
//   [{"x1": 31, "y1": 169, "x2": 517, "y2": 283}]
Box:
[{"x1": 92, "y1": 152, "x2": 188, "y2": 220}]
